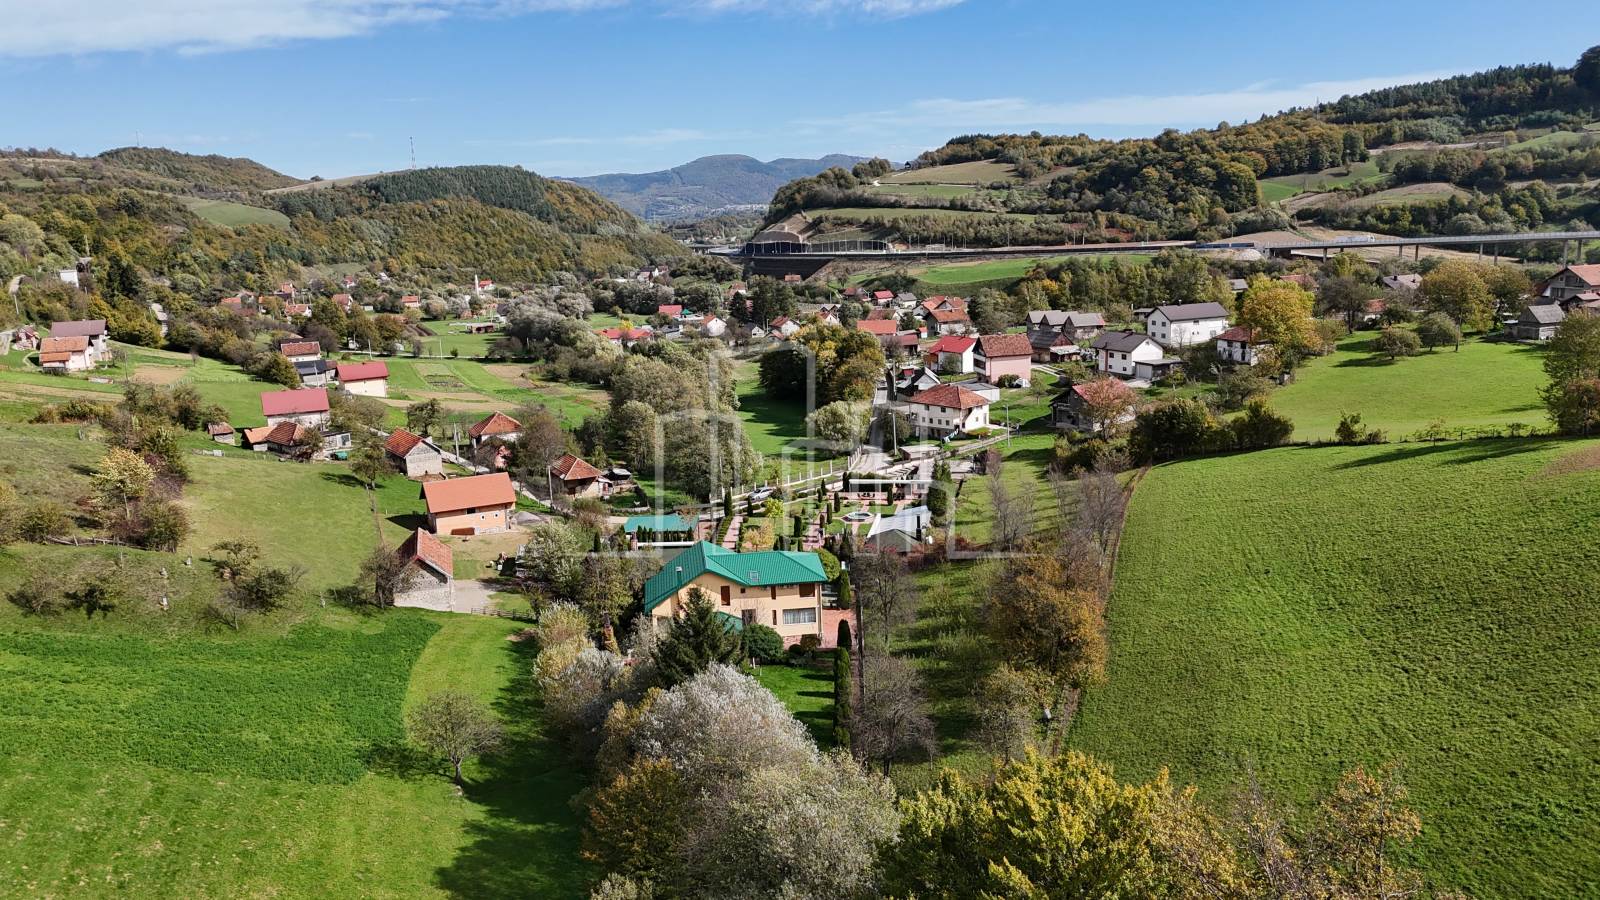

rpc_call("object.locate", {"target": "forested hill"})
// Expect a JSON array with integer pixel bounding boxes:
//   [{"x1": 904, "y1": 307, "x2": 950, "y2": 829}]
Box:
[
  {"x1": 271, "y1": 164, "x2": 649, "y2": 235},
  {"x1": 765, "y1": 47, "x2": 1600, "y2": 247},
  {"x1": 568, "y1": 153, "x2": 864, "y2": 220},
  {"x1": 0, "y1": 152, "x2": 681, "y2": 292},
  {"x1": 96, "y1": 147, "x2": 302, "y2": 192}
]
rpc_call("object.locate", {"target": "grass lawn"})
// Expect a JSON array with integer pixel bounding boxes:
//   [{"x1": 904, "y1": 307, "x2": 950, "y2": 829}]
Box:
[
  {"x1": 806, "y1": 206, "x2": 1039, "y2": 224},
  {"x1": 177, "y1": 196, "x2": 291, "y2": 229},
  {"x1": 1070, "y1": 439, "x2": 1600, "y2": 898},
  {"x1": 865, "y1": 182, "x2": 991, "y2": 200},
  {"x1": 1269, "y1": 332, "x2": 1547, "y2": 441},
  {"x1": 880, "y1": 160, "x2": 1018, "y2": 185},
  {"x1": 0, "y1": 599, "x2": 590, "y2": 899},
  {"x1": 1261, "y1": 160, "x2": 1387, "y2": 194},
  {"x1": 1259, "y1": 180, "x2": 1302, "y2": 203},
  {"x1": 755, "y1": 664, "x2": 835, "y2": 747},
  {"x1": 952, "y1": 432, "x2": 1067, "y2": 545}
]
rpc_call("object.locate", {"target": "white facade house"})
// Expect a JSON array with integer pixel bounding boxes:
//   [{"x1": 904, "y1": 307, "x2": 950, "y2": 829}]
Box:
[
  {"x1": 1146, "y1": 302, "x2": 1230, "y2": 348},
  {"x1": 926, "y1": 335, "x2": 976, "y2": 374},
  {"x1": 336, "y1": 361, "x2": 390, "y2": 398},
  {"x1": 1090, "y1": 331, "x2": 1168, "y2": 378},
  {"x1": 1215, "y1": 326, "x2": 1268, "y2": 366},
  {"x1": 902, "y1": 383, "x2": 991, "y2": 438},
  {"x1": 699, "y1": 316, "x2": 727, "y2": 338}
]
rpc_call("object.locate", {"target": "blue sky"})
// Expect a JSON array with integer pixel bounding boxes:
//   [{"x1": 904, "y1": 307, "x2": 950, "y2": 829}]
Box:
[{"x1": 4, "y1": 1, "x2": 1595, "y2": 179}]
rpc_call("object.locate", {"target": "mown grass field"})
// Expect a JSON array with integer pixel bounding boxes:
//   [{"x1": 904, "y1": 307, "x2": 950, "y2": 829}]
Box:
[
  {"x1": 1070, "y1": 439, "x2": 1600, "y2": 898},
  {"x1": 1270, "y1": 332, "x2": 1547, "y2": 441},
  {"x1": 880, "y1": 160, "x2": 1018, "y2": 185},
  {"x1": 0, "y1": 602, "x2": 590, "y2": 899},
  {"x1": 178, "y1": 196, "x2": 291, "y2": 229},
  {"x1": 755, "y1": 664, "x2": 835, "y2": 747},
  {"x1": 1260, "y1": 159, "x2": 1387, "y2": 196}
]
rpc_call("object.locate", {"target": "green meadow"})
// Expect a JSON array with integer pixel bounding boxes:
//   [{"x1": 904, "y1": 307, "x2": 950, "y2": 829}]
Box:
[{"x1": 1071, "y1": 440, "x2": 1600, "y2": 898}]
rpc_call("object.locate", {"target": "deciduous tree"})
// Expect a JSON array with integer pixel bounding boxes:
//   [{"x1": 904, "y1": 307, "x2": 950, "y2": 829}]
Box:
[{"x1": 406, "y1": 690, "x2": 504, "y2": 786}]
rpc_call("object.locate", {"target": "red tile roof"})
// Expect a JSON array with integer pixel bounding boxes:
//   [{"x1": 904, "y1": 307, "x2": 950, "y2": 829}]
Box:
[
  {"x1": 1216, "y1": 325, "x2": 1263, "y2": 344},
  {"x1": 928, "y1": 335, "x2": 976, "y2": 354},
  {"x1": 284, "y1": 303, "x2": 310, "y2": 316},
  {"x1": 260, "y1": 388, "x2": 330, "y2": 417},
  {"x1": 279, "y1": 341, "x2": 320, "y2": 357},
  {"x1": 38, "y1": 351, "x2": 73, "y2": 364},
  {"x1": 908, "y1": 383, "x2": 990, "y2": 410},
  {"x1": 657, "y1": 304, "x2": 684, "y2": 317},
  {"x1": 398, "y1": 528, "x2": 453, "y2": 577},
  {"x1": 401, "y1": 295, "x2": 421, "y2": 306},
  {"x1": 336, "y1": 361, "x2": 389, "y2": 383},
  {"x1": 550, "y1": 453, "x2": 603, "y2": 481},
  {"x1": 264, "y1": 421, "x2": 309, "y2": 445},
  {"x1": 929, "y1": 308, "x2": 969, "y2": 324},
  {"x1": 41, "y1": 335, "x2": 88, "y2": 353},
  {"x1": 206, "y1": 422, "x2": 235, "y2": 436},
  {"x1": 872, "y1": 290, "x2": 895, "y2": 301},
  {"x1": 385, "y1": 428, "x2": 430, "y2": 457},
  {"x1": 598, "y1": 326, "x2": 653, "y2": 342},
  {"x1": 976, "y1": 333, "x2": 1033, "y2": 359},
  {"x1": 857, "y1": 319, "x2": 898, "y2": 336},
  {"x1": 332, "y1": 293, "x2": 354, "y2": 308},
  {"x1": 469, "y1": 411, "x2": 521, "y2": 439},
  {"x1": 1565, "y1": 264, "x2": 1600, "y2": 287},
  {"x1": 422, "y1": 473, "x2": 516, "y2": 513}
]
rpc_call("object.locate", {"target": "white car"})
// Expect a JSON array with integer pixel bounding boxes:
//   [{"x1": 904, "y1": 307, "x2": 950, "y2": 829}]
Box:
[{"x1": 749, "y1": 487, "x2": 776, "y2": 502}]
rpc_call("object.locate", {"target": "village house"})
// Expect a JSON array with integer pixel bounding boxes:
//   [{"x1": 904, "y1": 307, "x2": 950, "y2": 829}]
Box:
[
  {"x1": 1029, "y1": 329, "x2": 1080, "y2": 363},
  {"x1": 597, "y1": 325, "x2": 654, "y2": 348},
  {"x1": 261, "y1": 422, "x2": 313, "y2": 457},
  {"x1": 657, "y1": 303, "x2": 684, "y2": 319},
  {"x1": 1216, "y1": 325, "x2": 1269, "y2": 366},
  {"x1": 924, "y1": 307, "x2": 971, "y2": 336},
  {"x1": 394, "y1": 528, "x2": 454, "y2": 609},
  {"x1": 295, "y1": 358, "x2": 336, "y2": 387},
  {"x1": 1051, "y1": 383, "x2": 1137, "y2": 433},
  {"x1": 856, "y1": 318, "x2": 900, "y2": 347},
  {"x1": 385, "y1": 428, "x2": 445, "y2": 479},
  {"x1": 219, "y1": 296, "x2": 246, "y2": 314},
  {"x1": 1145, "y1": 302, "x2": 1231, "y2": 348},
  {"x1": 49, "y1": 319, "x2": 109, "y2": 361},
  {"x1": 331, "y1": 294, "x2": 356, "y2": 313},
  {"x1": 871, "y1": 289, "x2": 895, "y2": 305},
  {"x1": 207, "y1": 422, "x2": 236, "y2": 445},
  {"x1": 974, "y1": 333, "x2": 1034, "y2": 387},
  {"x1": 1090, "y1": 331, "x2": 1172, "y2": 379},
  {"x1": 336, "y1": 361, "x2": 390, "y2": 397},
  {"x1": 469, "y1": 411, "x2": 522, "y2": 448},
  {"x1": 422, "y1": 472, "x2": 516, "y2": 535},
  {"x1": 926, "y1": 334, "x2": 976, "y2": 374},
  {"x1": 401, "y1": 295, "x2": 422, "y2": 311},
  {"x1": 1533, "y1": 265, "x2": 1600, "y2": 309},
  {"x1": 549, "y1": 453, "x2": 610, "y2": 499},
  {"x1": 903, "y1": 383, "x2": 992, "y2": 438},
  {"x1": 279, "y1": 340, "x2": 322, "y2": 364},
  {"x1": 1513, "y1": 304, "x2": 1565, "y2": 341},
  {"x1": 770, "y1": 316, "x2": 801, "y2": 339},
  {"x1": 260, "y1": 388, "x2": 331, "y2": 429},
  {"x1": 275, "y1": 282, "x2": 297, "y2": 300},
  {"x1": 284, "y1": 302, "x2": 312, "y2": 318},
  {"x1": 1027, "y1": 309, "x2": 1106, "y2": 343},
  {"x1": 699, "y1": 316, "x2": 728, "y2": 338},
  {"x1": 865, "y1": 505, "x2": 932, "y2": 555},
  {"x1": 38, "y1": 335, "x2": 95, "y2": 372},
  {"x1": 644, "y1": 542, "x2": 831, "y2": 646},
  {"x1": 816, "y1": 305, "x2": 841, "y2": 326}
]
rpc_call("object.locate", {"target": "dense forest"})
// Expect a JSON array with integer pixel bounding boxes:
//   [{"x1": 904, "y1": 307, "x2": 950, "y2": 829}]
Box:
[
  {"x1": 0, "y1": 155, "x2": 681, "y2": 296},
  {"x1": 766, "y1": 46, "x2": 1600, "y2": 245}
]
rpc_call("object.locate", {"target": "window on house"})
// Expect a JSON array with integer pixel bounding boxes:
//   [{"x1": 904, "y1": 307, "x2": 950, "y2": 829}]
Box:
[
  {"x1": 799, "y1": 583, "x2": 816, "y2": 598},
  {"x1": 782, "y1": 608, "x2": 818, "y2": 625}
]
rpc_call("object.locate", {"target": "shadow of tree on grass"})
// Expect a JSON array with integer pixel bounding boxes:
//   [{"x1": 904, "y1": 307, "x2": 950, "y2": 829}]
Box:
[{"x1": 434, "y1": 637, "x2": 593, "y2": 900}]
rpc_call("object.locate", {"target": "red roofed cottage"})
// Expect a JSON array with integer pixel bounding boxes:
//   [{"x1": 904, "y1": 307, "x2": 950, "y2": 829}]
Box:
[{"x1": 421, "y1": 473, "x2": 516, "y2": 535}]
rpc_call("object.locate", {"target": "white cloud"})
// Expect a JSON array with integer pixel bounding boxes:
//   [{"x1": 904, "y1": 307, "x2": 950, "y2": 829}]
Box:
[
  {"x1": 0, "y1": 0, "x2": 959, "y2": 57},
  {"x1": 804, "y1": 71, "x2": 1460, "y2": 134}
]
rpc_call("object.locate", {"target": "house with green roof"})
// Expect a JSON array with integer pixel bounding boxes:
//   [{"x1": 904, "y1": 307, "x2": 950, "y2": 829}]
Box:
[{"x1": 645, "y1": 541, "x2": 829, "y2": 644}]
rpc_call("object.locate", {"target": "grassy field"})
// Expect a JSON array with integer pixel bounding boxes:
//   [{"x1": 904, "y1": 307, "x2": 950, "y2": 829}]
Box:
[
  {"x1": 1270, "y1": 332, "x2": 1547, "y2": 441},
  {"x1": 951, "y1": 432, "x2": 1071, "y2": 546},
  {"x1": 880, "y1": 160, "x2": 1018, "y2": 185},
  {"x1": 865, "y1": 183, "x2": 989, "y2": 200},
  {"x1": 1070, "y1": 439, "x2": 1600, "y2": 898},
  {"x1": 806, "y1": 206, "x2": 1039, "y2": 224},
  {"x1": 178, "y1": 196, "x2": 292, "y2": 229},
  {"x1": 0, "y1": 600, "x2": 590, "y2": 899},
  {"x1": 755, "y1": 664, "x2": 835, "y2": 747},
  {"x1": 1261, "y1": 160, "x2": 1387, "y2": 196}
]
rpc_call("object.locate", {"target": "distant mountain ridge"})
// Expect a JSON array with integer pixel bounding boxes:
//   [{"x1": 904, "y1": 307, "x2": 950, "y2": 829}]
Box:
[{"x1": 565, "y1": 153, "x2": 865, "y2": 220}]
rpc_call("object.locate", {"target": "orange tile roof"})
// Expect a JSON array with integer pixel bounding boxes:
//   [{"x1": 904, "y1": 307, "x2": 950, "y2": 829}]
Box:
[
  {"x1": 384, "y1": 428, "x2": 429, "y2": 457},
  {"x1": 929, "y1": 308, "x2": 969, "y2": 323},
  {"x1": 977, "y1": 333, "x2": 1033, "y2": 359},
  {"x1": 398, "y1": 528, "x2": 453, "y2": 577},
  {"x1": 907, "y1": 383, "x2": 990, "y2": 410},
  {"x1": 279, "y1": 341, "x2": 320, "y2": 357},
  {"x1": 421, "y1": 473, "x2": 515, "y2": 513},
  {"x1": 469, "y1": 411, "x2": 521, "y2": 438},
  {"x1": 550, "y1": 453, "x2": 602, "y2": 481},
  {"x1": 264, "y1": 421, "x2": 308, "y2": 445},
  {"x1": 40, "y1": 335, "x2": 89, "y2": 353},
  {"x1": 38, "y1": 351, "x2": 73, "y2": 364},
  {"x1": 856, "y1": 319, "x2": 897, "y2": 335}
]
